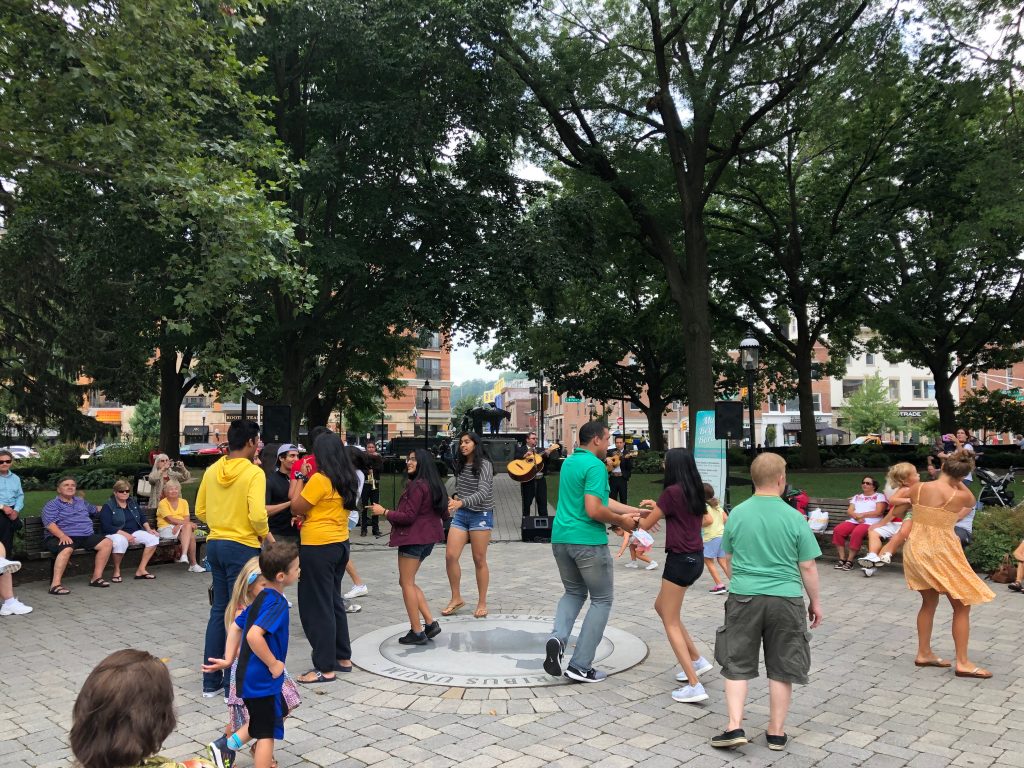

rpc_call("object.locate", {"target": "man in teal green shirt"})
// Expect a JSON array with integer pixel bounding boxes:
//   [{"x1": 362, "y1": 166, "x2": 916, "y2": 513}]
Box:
[
  {"x1": 544, "y1": 421, "x2": 646, "y2": 683},
  {"x1": 711, "y1": 452, "x2": 822, "y2": 753}
]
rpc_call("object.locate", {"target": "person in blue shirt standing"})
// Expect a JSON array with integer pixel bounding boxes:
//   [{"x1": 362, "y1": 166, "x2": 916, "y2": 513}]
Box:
[
  {"x1": 206, "y1": 540, "x2": 299, "y2": 768},
  {"x1": 0, "y1": 449, "x2": 30, "y2": 615}
]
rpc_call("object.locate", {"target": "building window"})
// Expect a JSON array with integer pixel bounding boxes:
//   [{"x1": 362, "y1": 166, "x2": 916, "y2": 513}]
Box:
[
  {"x1": 887, "y1": 379, "x2": 900, "y2": 400},
  {"x1": 415, "y1": 330, "x2": 441, "y2": 349},
  {"x1": 767, "y1": 397, "x2": 781, "y2": 412},
  {"x1": 417, "y1": 389, "x2": 441, "y2": 409},
  {"x1": 88, "y1": 389, "x2": 121, "y2": 408},
  {"x1": 629, "y1": 401, "x2": 641, "y2": 411},
  {"x1": 783, "y1": 394, "x2": 822, "y2": 412},
  {"x1": 183, "y1": 395, "x2": 210, "y2": 408},
  {"x1": 415, "y1": 358, "x2": 441, "y2": 380},
  {"x1": 912, "y1": 380, "x2": 936, "y2": 400},
  {"x1": 842, "y1": 379, "x2": 863, "y2": 399},
  {"x1": 865, "y1": 353, "x2": 875, "y2": 366}
]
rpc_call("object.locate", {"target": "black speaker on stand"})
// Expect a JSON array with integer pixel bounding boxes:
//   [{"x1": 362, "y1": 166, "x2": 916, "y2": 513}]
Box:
[
  {"x1": 262, "y1": 405, "x2": 292, "y2": 444},
  {"x1": 714, "y1": 401, "x2": 744, "y2": 440}
]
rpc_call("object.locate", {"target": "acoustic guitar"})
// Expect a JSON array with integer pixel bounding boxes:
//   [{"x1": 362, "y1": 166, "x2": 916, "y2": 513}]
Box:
[
  {"x1": 606, "y1": 450, "x2": 637, "y2": 473},
  {"x1": 507, "y1": 444, "x2": 560, "y2": 483}
]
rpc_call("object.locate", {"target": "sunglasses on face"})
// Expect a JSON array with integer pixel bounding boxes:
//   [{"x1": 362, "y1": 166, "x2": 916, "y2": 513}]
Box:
[
  {"x1": 115, "y1": 489, "x2": 130, "y2": 494},
  {"x1": 0, "y1": 460, "x2": 11, "y2": 465}
]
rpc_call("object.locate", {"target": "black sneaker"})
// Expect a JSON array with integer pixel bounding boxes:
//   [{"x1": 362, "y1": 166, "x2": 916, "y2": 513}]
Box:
[
  {"x1": 208, "y1": 735, "x2": 236, "y2": 768},
  {"x1": 544, "y1": 637, "x2": 564, "y2": 677},
  {"x1": 710, "y1": 729, "x2": 747, "y2": 748},
  {"x1": 398, "y1": 630, "x2": 428, "y2": 645},
  {"x1": 766, "y1": 733, "x2": 789, "y2": 751},
  {"x1": 424, "y1": 620, "x2": 441, "y2": 639},
  {"x1": 563, "y1": 664, "x2": 607, "y2": 683}
]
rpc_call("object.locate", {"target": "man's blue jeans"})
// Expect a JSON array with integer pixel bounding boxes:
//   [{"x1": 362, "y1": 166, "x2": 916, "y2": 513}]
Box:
[
  {"x1": 550, "y1": 543, "x2": 614, "y2": 672},
  {"x1": 203, "y1": 538, "x2": 260, "y2": 693}
]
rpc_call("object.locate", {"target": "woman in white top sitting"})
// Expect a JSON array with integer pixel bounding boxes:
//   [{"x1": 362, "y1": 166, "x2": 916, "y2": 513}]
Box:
[{"x1": 832, "y1": 476, "x2": 887, "y2": 571}]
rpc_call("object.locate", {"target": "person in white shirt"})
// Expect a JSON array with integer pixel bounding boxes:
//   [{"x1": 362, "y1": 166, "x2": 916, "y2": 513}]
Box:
[{"x1": 832, "y1": 477, "x2": 887, "y2": 571}]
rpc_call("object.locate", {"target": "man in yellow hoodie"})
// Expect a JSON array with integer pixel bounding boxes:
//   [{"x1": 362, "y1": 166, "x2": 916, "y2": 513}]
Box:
[{"x1": 197, "y1": 419, "x2": 270, "y2": 697}]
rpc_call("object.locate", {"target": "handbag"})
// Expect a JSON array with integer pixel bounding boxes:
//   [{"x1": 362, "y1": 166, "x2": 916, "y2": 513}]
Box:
[
  {"x1": 236, "y1": 591, "x2": 301, "y2": 715},
  {"x1": 281, "y1": 673, "x2": 301, "y2": 715},
  {"x1": 989, "y1": 555, "x2": 1016, "y2": 583}
]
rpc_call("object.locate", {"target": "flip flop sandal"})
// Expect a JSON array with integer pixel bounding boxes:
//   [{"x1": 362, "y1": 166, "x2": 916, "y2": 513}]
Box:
[
  {"x1": 915, "y1": 658, "x2": 952, "y2": 668},
  {"x1": 110, "y1": 576, "x2": 123, "y2": 583},
  {"x1": 48, "y1": 584, "x2": 70, "y2": 596},
  {"x1": 955, "y1": 667, "x2": 993, "y2": 679},
  {"x1": 134, "y1": 573, "x2": 156, "y2": 580},
  {"x1": 89, "y1": 578, "x2": 111, "y2": 588},
  {"x1": 473, "y1": 607, "x2": 488, "y2": 619},
  {"x1": 833, "y1": 561, "x2": 845, "y2": 569},
  {"x1": 1007, "y1": 581, "x2": 1022, "y2": 592},
  {"x1": 441, "y1": 601, "x2": 465, "y2": 616},
  {"x1": 841, "y1": 561, "x2": 853, "y2": 571},
  {"x1": 297, "y1": 670, "x2": 336, "y2": 684},
  {"x1": 336, "y1": 663, "x2": 353, "y2": 673}
]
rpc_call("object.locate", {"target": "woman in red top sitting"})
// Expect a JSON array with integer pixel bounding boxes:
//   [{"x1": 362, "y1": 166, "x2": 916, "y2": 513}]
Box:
[{"x1": 370, "y1": 449, "x2": 448, "y2": 646}]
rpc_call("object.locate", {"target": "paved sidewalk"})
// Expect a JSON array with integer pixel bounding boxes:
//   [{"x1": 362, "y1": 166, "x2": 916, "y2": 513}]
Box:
[{"x1": 2, "y1": 527, "x2": 1022, "y2": 768}]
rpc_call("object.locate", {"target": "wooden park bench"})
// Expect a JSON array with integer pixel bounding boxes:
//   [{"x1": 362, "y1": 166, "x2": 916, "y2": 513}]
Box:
[
  {"x1": 18, "y1": 502, "x2": 207, "y2": 569},
  {"x1": 807, "y1": 496, "x2": 903, "y2": 564}
]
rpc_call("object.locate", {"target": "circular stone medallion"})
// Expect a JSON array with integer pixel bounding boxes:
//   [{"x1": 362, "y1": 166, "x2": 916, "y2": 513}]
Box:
[{"x1": 351, "y1": 613, "x2": 648, "y2": 688}]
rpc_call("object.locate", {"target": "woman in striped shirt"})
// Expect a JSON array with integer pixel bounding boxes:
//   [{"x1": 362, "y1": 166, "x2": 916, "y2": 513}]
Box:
[{"x1": 442, "y1": 432, "x2": 494, "y2": 618}]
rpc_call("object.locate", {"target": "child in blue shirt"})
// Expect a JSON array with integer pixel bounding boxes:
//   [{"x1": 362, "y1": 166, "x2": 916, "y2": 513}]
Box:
[{"x1": 204, "y1": 541, "x2": 299, "y2": 768}]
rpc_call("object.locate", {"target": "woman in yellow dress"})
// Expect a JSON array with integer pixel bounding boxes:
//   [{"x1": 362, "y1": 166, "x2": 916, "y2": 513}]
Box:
[{"x1": 903, "y1": 450, "x2": 994, "y2": 678}]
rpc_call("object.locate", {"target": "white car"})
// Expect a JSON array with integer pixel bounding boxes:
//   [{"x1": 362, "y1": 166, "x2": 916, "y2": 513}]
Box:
[{"x1": 0, "y1": 445, "x2": 40, "y2": 460}]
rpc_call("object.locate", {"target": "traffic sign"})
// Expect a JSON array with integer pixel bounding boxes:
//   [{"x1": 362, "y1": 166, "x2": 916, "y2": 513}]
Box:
[
  {"x1": 565, "y1": 396, "x2": 582, "y2": 402},
  {"x1": 616, "y1": 417, "x2": 624, "y2": 425}
]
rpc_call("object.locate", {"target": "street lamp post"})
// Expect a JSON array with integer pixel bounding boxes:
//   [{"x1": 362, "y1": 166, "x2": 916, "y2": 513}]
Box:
[
  {"x1": 420, "y1": 380, "x2": 434, "y2": 450},
  {"x1": 380, "y1": 410, "x2": 386, "y2": 451},
  {"x1": 739, "y1": 333, "x2": 761, "y2": 462}
]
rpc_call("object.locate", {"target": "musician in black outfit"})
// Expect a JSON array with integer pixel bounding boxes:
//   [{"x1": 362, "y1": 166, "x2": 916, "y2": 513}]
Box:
[
  {"x1": 359, "y1": 441, "x2": 384, "y2": 537},
  {"x1": 606, "y1": 434, "x2": 633, "y2": 504},
  {"x1": 514, "y1": 432, "x2": 557, "y2": 517}
]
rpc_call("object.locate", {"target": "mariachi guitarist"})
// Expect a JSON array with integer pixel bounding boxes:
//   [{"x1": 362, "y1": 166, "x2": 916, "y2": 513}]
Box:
[
  {"x1": 514, "y1": 431, "x2": 558, "y2": 518},
  {"x1": 607, "y1": 434, "x2": 634, "y2": 504}
]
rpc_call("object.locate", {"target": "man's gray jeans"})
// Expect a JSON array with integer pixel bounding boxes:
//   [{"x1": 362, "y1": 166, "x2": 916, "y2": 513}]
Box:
[{"x1": 551, "y1": 543, "x2": 614, "y2": 672}]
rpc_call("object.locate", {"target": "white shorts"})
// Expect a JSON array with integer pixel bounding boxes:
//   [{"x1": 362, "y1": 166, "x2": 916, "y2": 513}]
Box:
[
  {"x1": 873, "y1": 521, "x2": 902, "y2": 540},
  {"x1": 158, "y1": 525, "x2": 180, "y2": 541},
  {"x1": 106, "y1": 530, "x2": 160, "y2": 554}
]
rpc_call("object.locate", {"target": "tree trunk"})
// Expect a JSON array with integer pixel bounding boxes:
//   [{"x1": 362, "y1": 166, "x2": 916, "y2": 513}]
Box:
[
  {"x1": 645, "y1": 403, "x2": 667, "y2": 451},
  {"x1": 793, "y1": 338, "x2": 822, "y2": 469},
  {"x1": 933, "y1": 365, "x2": 957, "y2": 434},
  {"x1": 305, "y1": 397, "x2": 333, "y2": 431},
  {"x1": 158, "y1": 350, "x2": 181, "y2": 458}
]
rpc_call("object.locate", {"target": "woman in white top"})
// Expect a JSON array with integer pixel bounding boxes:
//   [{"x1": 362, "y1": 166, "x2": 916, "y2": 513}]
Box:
[{"x1": 832, "y1": 476, "x2": 887, "y2": 571}]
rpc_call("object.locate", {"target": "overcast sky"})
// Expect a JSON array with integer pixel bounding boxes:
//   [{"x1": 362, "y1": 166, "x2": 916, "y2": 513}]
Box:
[{"x1": 449, "y1": 332, "x2": 503, "y2": 384}]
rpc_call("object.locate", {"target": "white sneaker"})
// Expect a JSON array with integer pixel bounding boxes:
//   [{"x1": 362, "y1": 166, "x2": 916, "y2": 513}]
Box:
[
  {"x1": 857, "y1": 553, "x2": 880, "y2": 569},
  {"x1": 878, "y1": 552, "x2": 892, "y2": 566},
  {"x1": 645, "y1": 561, "x2": 659, "y2": 571},
  {"x1": 188, "y1": 564, "x2": 206, "y2": 573},
  {"x1": 677, "y1": 657, "x2": 713, "y2": 681},
  {"x1": 0, "y1": 598, "x2": 32, "y2": 615},
  {"x1": 344, "y1": 583, "x2": 369, "y2": 599},
  {"x1": 862, "y1": 567, "x2": 877, "y2": 577},
  {"x1": 177, "y1": 555, "x2": 189, "y2": 564},
  {"x1": 671, "y1": 682, "x2": 709, "y2": 703},
  {"x1": 0, "y1": 557, "x2": 22, "y2": 575},
  {"x1": 624, "y1": 562, "x2": 639, "y2": 569},
  {"x1": 345, "y1": 602, "x2": 362, "y2": 613}
]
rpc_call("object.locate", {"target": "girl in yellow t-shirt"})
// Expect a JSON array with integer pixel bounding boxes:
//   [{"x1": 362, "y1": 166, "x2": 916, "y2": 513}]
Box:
[
  {"x1": 157, "y1": 479, "x2": 202, "y2": 572},
  {"x1": 701, "y1": 483, "x2": 730, "y2": 594}
]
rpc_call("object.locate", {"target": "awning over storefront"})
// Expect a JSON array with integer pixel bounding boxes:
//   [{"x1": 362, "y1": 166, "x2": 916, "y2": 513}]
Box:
[{"x1": 94, "y1": 410, "x2": 122, "y2": 424}]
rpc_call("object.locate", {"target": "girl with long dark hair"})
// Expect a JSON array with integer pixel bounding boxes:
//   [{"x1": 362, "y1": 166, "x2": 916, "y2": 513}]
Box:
[
  {"x1": 288, "y1": 432, "x2": 359, "y2": 682},
  {"x1": 370, "y1": 449, "x2": 448, "y2": 644},
  {"x1": 442, "y1": 432, "x2": 494, "y2": 618},
  {"x1": 639, "y1": 448, "x2": 713, "y2": 704}
]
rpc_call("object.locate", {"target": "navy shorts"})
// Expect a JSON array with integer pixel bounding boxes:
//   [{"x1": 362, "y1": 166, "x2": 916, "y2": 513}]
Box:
[
  {"x1": 398, "y1": 543, "x2": 435, "y2": 561},
  {"x1": 662, "y1": 551, "x2": 704, "y2": 587},
  {"x1": 244, "y1": 694, "x2": 285, "y2": 740}
]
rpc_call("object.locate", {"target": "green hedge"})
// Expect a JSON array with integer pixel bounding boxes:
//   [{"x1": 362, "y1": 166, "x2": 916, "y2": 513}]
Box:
[
  {"x1": 965, "y1": 504, "x2": 1024, "y2": 573},
  {"x1": 14, "y1": 463, "x2": 151, "y2": 491}
]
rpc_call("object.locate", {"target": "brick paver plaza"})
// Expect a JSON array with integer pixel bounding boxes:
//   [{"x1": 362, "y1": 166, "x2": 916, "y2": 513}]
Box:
[{"x1": 2, "y1": 475, "x2": 1022, "y2": 767}]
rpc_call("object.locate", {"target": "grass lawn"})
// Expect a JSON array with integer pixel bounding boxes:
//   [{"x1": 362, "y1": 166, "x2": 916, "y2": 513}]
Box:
[{"x1": 547, "y1": 470, "x2": 870, "y2": 510}]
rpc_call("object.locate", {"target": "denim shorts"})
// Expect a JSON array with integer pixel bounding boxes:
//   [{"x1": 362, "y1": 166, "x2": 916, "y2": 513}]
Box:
[
  {"x1": 450, "y1": 508, "x2": 494, "y2": 532},
  {"x1": 703, "y1": 536, "x2": 724, "y2": 559},
  {"x1": 398, "y1": 542, "x2": 435, "y2": 561}
]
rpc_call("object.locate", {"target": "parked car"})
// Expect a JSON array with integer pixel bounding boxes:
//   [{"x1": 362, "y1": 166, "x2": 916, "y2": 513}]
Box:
[
  {"x1": 79, "y1": 442, "x2": 133, "y2": 461},
  {"x1": 0, "y1": 445, "x2": 40, "y2": 460},
  {"x1": 179, "y1": 442, "x2": 222, "y2": 457}
]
